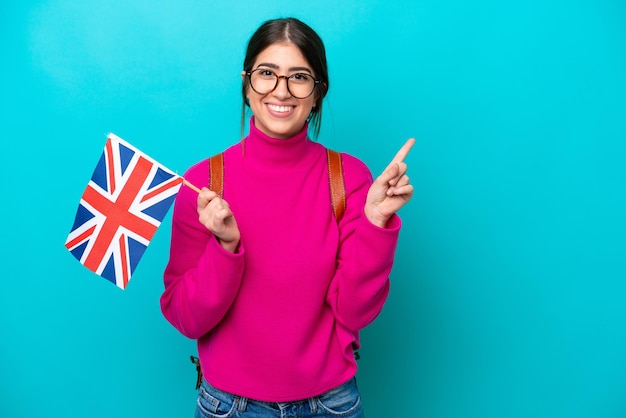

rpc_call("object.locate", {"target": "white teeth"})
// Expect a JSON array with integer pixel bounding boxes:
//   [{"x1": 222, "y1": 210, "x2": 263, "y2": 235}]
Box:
[{"x1": 268, "y1": 104, "x2": 293, "y2": 113}]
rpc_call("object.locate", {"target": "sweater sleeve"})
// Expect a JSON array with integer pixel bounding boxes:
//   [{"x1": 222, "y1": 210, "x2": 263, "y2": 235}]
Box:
[
  {"x1": 325, "y1": 154, "x2": 401, "y2": 332},
  {"x1": 160, "y1": 163, "x2": 245, "y2": 340}
]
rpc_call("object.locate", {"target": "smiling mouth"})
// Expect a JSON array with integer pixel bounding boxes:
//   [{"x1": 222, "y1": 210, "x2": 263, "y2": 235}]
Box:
[{"x1": 267, "y1": 104, "x2": 295, "y2": 113}]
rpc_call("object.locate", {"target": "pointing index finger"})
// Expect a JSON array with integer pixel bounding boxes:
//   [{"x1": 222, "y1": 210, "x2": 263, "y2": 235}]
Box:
[{"x1": 390, "y1": 138, "x2": 416, "y2": 165}]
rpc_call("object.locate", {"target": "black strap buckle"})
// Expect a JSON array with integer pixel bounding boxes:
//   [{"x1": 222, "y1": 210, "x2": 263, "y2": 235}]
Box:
[{"x1": 190, "y1": 355, "x2": 203, "y2": 390}]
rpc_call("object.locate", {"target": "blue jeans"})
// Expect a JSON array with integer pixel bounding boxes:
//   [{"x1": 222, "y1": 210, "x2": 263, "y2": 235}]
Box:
[{"x1": 194, "y1": 377, "x2": 364, "y2": 418}]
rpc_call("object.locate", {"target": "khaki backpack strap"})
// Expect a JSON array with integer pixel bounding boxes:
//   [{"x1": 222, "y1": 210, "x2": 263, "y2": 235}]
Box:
[
  {"x1": 209, "y1": 153, "x2": 224, "y2": 198},
  {"x1": 327, "y1": 149, "x2": 346, "y2": 222}
]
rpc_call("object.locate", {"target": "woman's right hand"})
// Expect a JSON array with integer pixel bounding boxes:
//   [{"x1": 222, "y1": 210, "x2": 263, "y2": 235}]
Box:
[{"x1": 197, "y1": 187, "x2": 240, "y2": 253}]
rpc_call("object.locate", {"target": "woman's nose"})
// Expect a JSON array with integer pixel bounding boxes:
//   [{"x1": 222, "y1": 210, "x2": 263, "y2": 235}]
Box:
[{"x1": 272, "y1": 76, "x2": 291, "y2": 98}]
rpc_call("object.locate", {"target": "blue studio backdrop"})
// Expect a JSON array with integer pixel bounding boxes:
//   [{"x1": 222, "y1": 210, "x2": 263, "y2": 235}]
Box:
[{"x1": 2, "y1": 1, "x2": 626, "y2": 417}]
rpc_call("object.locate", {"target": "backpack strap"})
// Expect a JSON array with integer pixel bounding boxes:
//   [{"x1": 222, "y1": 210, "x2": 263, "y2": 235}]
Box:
[
  {"x1": 208, "y1": 149, "x2": 346, "y2": 222},
  {"x1": 208, "y1": 152, "x2": 224, "y2": 198},
  {"x1": 327, "y1": 149, "x2": 346, "y2": 222}
]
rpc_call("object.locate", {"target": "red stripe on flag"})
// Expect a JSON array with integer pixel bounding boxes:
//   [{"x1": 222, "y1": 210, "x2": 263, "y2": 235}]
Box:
[
  {"x1": 105, "y1": 139, "x2": 116, "y2": 194},
  {"x1": 141, "y1": 176, "x2": 183, "y2": 203},
  {"x1": 65, "y1": 224, "x2": 97, "y2": 250},
  {"x1": 119, "y1": 233, "x2": 129, "y2": 288}
]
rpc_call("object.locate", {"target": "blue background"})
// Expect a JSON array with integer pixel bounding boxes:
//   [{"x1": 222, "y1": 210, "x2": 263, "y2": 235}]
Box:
[{"x1": 2, "y1": 1, "x2": 626, "y2": 417}]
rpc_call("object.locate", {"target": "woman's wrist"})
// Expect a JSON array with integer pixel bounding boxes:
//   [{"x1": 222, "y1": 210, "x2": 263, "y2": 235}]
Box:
[
  {"x1": 364, "y1": 205, "x2": 390, "y2": 228},
  {"x1": 218, "y1": 238, "x2": 240, "y2": 253}
]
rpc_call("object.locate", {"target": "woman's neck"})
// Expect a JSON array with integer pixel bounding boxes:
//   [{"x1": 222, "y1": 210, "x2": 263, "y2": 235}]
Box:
[{"x1": 242, "y1": 117, "x2": 312, "y2": 169}]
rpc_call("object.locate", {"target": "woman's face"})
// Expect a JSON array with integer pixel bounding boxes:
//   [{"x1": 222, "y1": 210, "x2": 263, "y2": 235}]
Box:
[{"x1": 243, "y1": 42, "x2": 317, "y2": 139}]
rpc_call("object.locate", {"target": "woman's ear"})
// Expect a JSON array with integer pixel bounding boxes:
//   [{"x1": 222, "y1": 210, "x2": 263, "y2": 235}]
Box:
[
  {"x1": 242, "y1": 71, "x2": 250, "y2": 105},
  {"x1": 315, "y1": 82, "x2": 327, "y2": 103}
]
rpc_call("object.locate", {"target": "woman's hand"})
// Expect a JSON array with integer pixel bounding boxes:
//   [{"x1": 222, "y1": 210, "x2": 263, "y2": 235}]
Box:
[
  {"x1": 197, "y1": 188, "x2": 240, "y2": 253},
  {"x1": 364, "y1": 138, "x2": 416, "y2": 228}
]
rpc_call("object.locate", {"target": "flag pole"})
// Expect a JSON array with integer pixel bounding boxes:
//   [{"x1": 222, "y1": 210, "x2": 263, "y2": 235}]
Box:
[{"x1": 183, "y1": 179, "x2": 202, "y2": 194}]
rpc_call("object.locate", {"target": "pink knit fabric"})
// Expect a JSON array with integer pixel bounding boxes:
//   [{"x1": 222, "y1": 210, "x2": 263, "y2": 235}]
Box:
[{"x1": 161, "y1": 119, "x2": 401, "y2": 402}]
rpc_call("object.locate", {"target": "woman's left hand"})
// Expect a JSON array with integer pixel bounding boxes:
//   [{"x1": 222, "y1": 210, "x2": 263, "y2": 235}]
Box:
[{"x1": 364, "y1": 138, "x2": 416, "y2": 228}]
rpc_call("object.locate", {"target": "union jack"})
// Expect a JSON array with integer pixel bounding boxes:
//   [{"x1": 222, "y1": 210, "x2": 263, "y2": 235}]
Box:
[{"x1": 65, "y1": 133, "x2": 183, "y2": 289}]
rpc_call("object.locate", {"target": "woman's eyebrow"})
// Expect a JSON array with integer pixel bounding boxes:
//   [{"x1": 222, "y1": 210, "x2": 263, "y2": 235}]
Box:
[
  {"x1": 255, "y1": 63, "x2": 312, "y2": 74},
  {"x1": 256, "y1": 62, "x2": 279, "y2": 70},
  {"x1": 289, "y1": 66, "x2": 312, "y2": 74}
]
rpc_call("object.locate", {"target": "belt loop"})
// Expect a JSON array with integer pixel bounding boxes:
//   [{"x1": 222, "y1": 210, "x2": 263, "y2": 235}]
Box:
[
  {"x1": 237, "y1": 396, "x2": 248, "y2": 412},
  {"x1": 308, "y1": 397, "x2": 318, "y2": 413}
]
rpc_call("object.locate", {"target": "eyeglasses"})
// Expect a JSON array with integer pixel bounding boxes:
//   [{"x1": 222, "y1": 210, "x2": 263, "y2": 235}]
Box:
[{"x1": 246, "y1": 68, "x2": 320, "y2": 99}]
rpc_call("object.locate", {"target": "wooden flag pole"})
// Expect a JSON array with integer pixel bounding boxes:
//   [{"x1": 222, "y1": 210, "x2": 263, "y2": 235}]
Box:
[{"x1": 183, "y1": 179, "x2": 202, "y2": 194}]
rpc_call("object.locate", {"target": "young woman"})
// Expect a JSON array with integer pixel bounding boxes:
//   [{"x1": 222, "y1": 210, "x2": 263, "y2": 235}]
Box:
[{"x1": 161, "y1": 17, "x2": 414, "y2": 417}]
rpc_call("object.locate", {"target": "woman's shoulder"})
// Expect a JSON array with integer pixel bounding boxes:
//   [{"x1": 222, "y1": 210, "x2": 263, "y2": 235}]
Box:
[
  {"x1": 335, "y1": 150, "x2": 373, "y2": 179},
  {"x1": 328, "y1": 149, "x2": 374, "y2": 192},
  {"x1": 183, "y1": 143, "x2": 242, "y2": 184},
  {"x1": 183, "y1": 157, "x2": 209, "y2": 185}
]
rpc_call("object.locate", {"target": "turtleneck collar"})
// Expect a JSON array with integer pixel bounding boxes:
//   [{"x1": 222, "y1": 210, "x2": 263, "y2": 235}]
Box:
[{"x1": 242, "y1": 117, "x2": 313, "y2": 169}]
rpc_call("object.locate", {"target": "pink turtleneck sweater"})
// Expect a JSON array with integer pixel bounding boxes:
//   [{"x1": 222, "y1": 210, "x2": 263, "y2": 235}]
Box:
[{"x1": 161, "y1": 119, "x2": 401, "y2": 402}]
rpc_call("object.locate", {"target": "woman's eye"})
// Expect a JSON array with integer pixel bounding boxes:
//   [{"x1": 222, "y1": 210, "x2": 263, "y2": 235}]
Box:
[
  {"x1": 291, "y1": 73, "x2": 310, "y2": 82},
  {"x1": 259, "y1": 70, "x2": 275, "y2": 77}
]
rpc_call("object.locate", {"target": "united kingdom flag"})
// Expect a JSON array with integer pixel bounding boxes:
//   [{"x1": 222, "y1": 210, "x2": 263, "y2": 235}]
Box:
[{"x1": 65, "y1": 133, "x2": 184, "y2": 289}]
